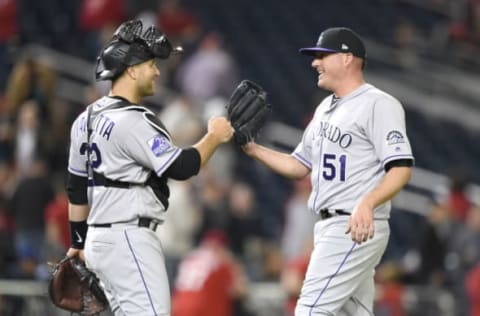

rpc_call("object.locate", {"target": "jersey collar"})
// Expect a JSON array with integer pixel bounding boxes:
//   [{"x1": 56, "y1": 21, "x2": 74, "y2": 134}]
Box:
[{"x1": 324, "y1": 83, "x2": 373, "y2": 113}]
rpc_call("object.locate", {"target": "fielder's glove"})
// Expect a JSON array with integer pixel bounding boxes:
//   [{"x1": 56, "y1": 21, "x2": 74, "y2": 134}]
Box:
[
  {"x1": 48, "y1": 256, "x2": 108, "y2": 316},
  {"x1": 227, "y1": 80, "x2": 272, "y2": 145}
]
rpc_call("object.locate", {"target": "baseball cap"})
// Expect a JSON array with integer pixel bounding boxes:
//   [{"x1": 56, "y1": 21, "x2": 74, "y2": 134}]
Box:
[{"x1": 299, "y1": 27, "x2": 366, "y2": 59}]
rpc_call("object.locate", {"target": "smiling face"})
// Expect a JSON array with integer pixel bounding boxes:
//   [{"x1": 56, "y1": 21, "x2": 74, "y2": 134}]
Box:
[{"x1": 311, "y1": 52, "x2": 351, "y2": 92}]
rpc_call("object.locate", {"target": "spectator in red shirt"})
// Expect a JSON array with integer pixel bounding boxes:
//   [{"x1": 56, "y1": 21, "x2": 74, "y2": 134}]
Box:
[
  {"x1": 44, "y1": 186, "x2": 69, "y2": 251},
  {"x1": 0, "y1": 0, "x2": 17, "y2": 42},
  {"x1": 0, "y1": 0, "x2": 17, "y2": 91},
  {"x1": 157, "y1": 0, "x2": 200, "y2": 43},
  {"x1": 374, "y1": 262, "x2": 406, "y2": 316},
  {"x1": 445, "y1": 168, "x2": 471, "y2": 222},
  {"x1": 172, "y1": 230, "x2": 248, "y2": 316},
  {"x1": 79, "y1": 0, "x2": 126, "y2": 32},
  {"x1": 466, "y1": 263, "x2": 480, "y2": 316},
  {"x1": 449, "y1": 0, "x2": 480, "y2": 46},
  {"x1": 78, "y1": 0, "x2": 127, "y2": 59}
]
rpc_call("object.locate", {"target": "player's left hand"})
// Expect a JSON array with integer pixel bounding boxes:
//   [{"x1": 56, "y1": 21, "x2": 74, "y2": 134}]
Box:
[
  {"x1": 66, "y1": 247, "x2": 85, "y2": 262},
  {"x1": 346, "y1": 200, "x2": 375, "y2": 244}
]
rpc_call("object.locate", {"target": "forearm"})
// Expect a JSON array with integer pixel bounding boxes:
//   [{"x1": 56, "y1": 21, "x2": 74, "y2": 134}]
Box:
[
  {"x1": 193, "y1": 132, "x2": 222, "y2": 167},
  {"x1": 69, "y1": 203, "x2": 90, "y2": 221},
  {"x1": 46, "y1": 221, "x2": 61, "y2": 244},
  {"x1": 281, "y1": 271, "x2": 303, "y2": 296},
  {"x1": 68, "y1": 203, "x2": 90, "y2": 250},
  {"x1": 361, "y1": 166, "x2": 412, "y2": 208},
  {"x1": 243, "y1": 143, "x2": 309, "y2": 179},
  {"x1": 231, "y1": 264, "x2": 248, "y2": 299}
]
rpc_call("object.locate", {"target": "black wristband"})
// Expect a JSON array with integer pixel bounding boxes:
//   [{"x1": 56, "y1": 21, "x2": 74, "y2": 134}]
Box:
[{"x1": 70, "y1": 220, "x2": 88, "y2": 249}]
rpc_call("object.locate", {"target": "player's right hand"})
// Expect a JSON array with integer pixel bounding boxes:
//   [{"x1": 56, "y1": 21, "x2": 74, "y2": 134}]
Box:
[
  {"x1": 346, "y1": 199, "x2": 375, "y2": 244},
  {"x1": 66, "y1": 247, "x2": 85, "y2": 262},
  {"x1": 208, "y1": 116, "x2": 234, "y2": 143},
  {"x1": 241, "y1": 142, "x2": 257, "y2": 156}
]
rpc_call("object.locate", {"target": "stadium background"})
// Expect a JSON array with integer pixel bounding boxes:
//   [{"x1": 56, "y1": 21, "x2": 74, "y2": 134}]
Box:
[{"x1": 0, "y1": 0, "x2": 479, "y2": 315}]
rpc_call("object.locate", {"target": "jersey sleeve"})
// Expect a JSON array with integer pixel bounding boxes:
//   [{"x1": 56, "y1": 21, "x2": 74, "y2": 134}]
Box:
[
  {"x1": 366, "y1": 96, "x2": 414, "y2": 168},
  {"x1": 67, "y1": 114, "x2": 88, "y2": 177},
  {"x1": 292, "y1": 120, "x2": 313, "y2": 170},
  {"x1": 124, "y1": 119, "x2": 182, "y2": 177}
]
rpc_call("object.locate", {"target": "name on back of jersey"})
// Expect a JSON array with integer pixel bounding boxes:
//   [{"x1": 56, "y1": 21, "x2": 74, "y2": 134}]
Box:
[{"x1": 75, "y1": 113, "x2": 115, "y2": 141}]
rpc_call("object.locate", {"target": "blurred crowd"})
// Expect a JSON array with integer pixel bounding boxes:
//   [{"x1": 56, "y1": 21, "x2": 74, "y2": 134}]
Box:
[
  {"x1": 0, "y1": 0, "x2": 479, "y2": 316},
  {"x1": 383, "y1": 0, "x2": 480, "y2": 71},
  {"x1": 375, "y1": 171, "x2": 480, "y2": 316}
]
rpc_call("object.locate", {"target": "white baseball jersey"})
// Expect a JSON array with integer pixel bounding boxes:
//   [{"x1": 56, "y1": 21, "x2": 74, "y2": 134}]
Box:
[
  {"x1": 292, "y1": 83, "x2": 413, "y2": 219},
  {"x1": 68, "y1": 96, "x2": 181, "y2": 224}
]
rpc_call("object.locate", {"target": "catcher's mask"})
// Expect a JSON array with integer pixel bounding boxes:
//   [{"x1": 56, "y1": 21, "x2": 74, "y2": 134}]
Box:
[{"x1": 95, "y1": 19, "x2": 183, "y2": 81}]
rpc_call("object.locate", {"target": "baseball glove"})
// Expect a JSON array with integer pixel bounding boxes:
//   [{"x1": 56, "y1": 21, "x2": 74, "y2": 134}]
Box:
[
  {"x1": 48, "y1": 256, "x2": 108, "y2": 316},
  {"x1": 227, "y1": 80, "x2": 272, "y2": 145}
]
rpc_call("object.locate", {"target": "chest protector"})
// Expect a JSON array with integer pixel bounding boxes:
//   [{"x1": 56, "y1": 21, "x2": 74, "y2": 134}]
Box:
[{"x1": 86, "y1": 98, "x2": 172, "y2": 210}]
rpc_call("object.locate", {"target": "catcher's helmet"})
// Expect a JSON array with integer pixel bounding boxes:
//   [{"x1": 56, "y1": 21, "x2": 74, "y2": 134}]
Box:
[{"x1": 95, "y1": 19, "x2": 183, "y2": 81}]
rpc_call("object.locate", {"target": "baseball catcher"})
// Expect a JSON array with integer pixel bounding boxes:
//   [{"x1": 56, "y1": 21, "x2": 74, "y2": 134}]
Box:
[
  {"x1": 48, "y1": 256, "x2": 108, "y2": 316},
  {"x1": 227, "y1": 80, "x2": 272, "y2": 145}
]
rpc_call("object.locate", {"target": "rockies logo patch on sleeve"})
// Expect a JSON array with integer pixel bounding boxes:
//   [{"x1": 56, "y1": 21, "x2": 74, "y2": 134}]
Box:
[
  {"x1": 386, "y1": 130, "x2": 405, "y2": 145},
  {"x1": 148, "y1": 135, "x2": 170, "y2": 157}
]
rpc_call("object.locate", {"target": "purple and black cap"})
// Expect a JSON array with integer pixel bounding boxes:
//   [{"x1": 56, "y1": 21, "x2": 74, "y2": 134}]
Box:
[{"x1": 299, "y1": 27, "x2": 366, "y2": 59}]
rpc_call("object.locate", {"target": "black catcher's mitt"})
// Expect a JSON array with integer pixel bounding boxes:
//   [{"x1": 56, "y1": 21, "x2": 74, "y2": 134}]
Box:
[
  {"x1": 227, "y1": 80, "x2": 272, "y2": 145},
  {"x1": 48, "y1": 256, "x2": 108, "y2": 316}
]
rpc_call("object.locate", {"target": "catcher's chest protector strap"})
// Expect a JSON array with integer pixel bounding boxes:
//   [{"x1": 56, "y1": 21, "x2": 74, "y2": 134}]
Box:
[
  {"x1": 86, "y1": 98, "x2": 172, "y2": 189},
  {"x1": 97, "y1": 96, "x2": 172, "y2": 139}
]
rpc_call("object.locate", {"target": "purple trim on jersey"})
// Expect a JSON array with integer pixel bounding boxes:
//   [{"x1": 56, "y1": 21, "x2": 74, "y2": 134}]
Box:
[
  {"x1": 312, "y1": 133, "x2": 326, "y2": 211},
  {"x1": 382, "y1": 154, "x2": 414, "y2": 167},
  {"x1": 155, "y1": 148, "x2": 181, "y2": 176},
  {"x1": 308, "y1": 242, "x2": 357, "y2": 316},
  {"x1": 124, "y1": 230, "x2": 158, "y2": 316},
  {"x1": 292, "y1": 152, "x2": 312, "y2": 169},
  {"x1": 68, "y1": 166, "x2": 88, "y2": 176}
]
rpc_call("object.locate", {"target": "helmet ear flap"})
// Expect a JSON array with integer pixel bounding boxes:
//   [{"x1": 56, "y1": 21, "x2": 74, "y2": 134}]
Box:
[
  {"x1": 95, "y1": 56, "x2": 120, "y2": 81},
  {"x1": 94, "y1": 41, "x2": 128, "y2": 81},
  {"x1": 94, "y1": 56, "x2": 106, "y2": 80}
]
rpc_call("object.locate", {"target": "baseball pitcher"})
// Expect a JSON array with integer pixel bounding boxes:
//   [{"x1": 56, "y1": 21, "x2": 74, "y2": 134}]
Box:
[{"x1": 241, "y1": 27, "x2": 414, "y2": 315}]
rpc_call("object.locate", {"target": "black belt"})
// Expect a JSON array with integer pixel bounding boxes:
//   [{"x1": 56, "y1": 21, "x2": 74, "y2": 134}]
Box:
[
  {"x1": 319, "y1": 208, "x2": 350, "y2": 220},
  {"x1": 90, "y1": 217, "x2": 162, "y2": 232}
]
